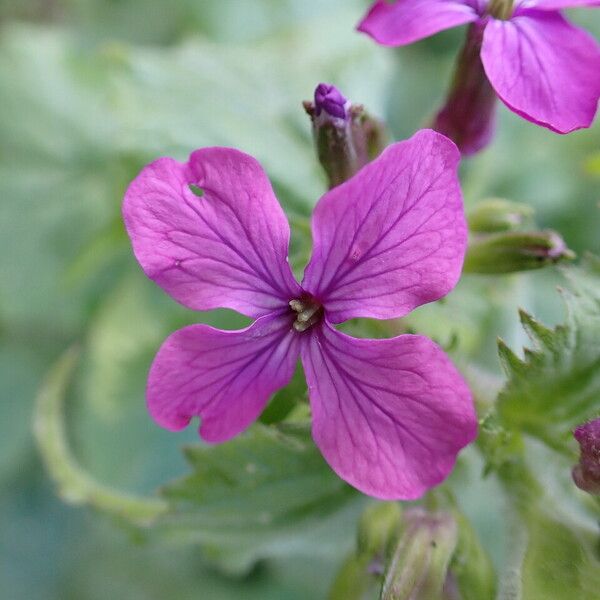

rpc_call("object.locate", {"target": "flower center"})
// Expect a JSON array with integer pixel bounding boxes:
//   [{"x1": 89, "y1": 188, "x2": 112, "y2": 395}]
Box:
[
  {"x1": 289, "y1": 295, "x2": 324, "y2": 332},
  {"x1": 487, "y1": 0, "x2": 514, "y2": 19}
]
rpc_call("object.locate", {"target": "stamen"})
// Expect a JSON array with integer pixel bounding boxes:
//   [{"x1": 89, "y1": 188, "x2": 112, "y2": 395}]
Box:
[
  {"x1": 289, "y1": 299, "x2": 305, "y2": 312},
  {"x1": 297, "y1": 305, "x2": 320, "y2": 323},
  {"x1": 289, "y1": 295, "x2": 323, "y2": 332}
]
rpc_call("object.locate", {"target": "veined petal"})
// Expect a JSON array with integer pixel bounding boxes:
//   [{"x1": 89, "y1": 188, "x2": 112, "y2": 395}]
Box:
[
  {"x1": 518, "y1": 0, "x2": 600, "y2": 9},
  {"x1": 302, "y1": 130, "x2": 467, "y2": 324},
  {"x1": 302, "y1": 323, "x2": 477, "y2": 500},
  {"x1": 482, "y1": 11, "x2": 600, "y2": 133},
  {"x1": 123, "y1": 148, "x2": 300, "y2": 318},
  {"x1": 357, "y1": 0, "x2": 479, "y2": 47},
  {"x1": 147, "y1": 313, "x2": 300, "y2": 443}
]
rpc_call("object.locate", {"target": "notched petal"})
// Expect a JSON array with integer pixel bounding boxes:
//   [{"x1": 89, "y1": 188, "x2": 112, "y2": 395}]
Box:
[
  {"x1": 147, "y1": 313, "x2": 300, "y2": 443},
  {"x1": 301, "y1": 324, "x2": 477, "y2": 500},
  {"x1": 123, "y1": 148, "x2": 300, "y2": 318}
]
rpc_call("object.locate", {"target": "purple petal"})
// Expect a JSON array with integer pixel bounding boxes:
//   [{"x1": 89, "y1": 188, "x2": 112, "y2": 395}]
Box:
[
  {"x1": 518, "y1": 0, "x2": 600, "y2": 9},
  {"x1": 147, "y1": 313, "x2": 300, "y2": 442},
  {"x1": 482, "y1": 10, "x2": 600, "y2": 134},
  {"x1": 302, "y1": 130, "x2": 467, "y2": 323},
  {"x1": 123, "y1": 148, "x2": 300, "y2": 318},
  {"x1": 302, "y1": 323, "x2": 477, "y2": 499},
  {"x1": 357, "y1": 0, "x2": 479, "y2": 47}
]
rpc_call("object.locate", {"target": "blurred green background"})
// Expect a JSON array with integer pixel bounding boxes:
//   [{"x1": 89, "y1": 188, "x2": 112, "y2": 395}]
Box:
[{"x1": 1, "y1": 1, "x2": 599, "y2": 598}]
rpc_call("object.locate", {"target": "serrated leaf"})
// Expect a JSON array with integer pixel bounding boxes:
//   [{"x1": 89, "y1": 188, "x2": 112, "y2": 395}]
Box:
[
  {"x1": 497, "y1": 257, "x2": 600, "y2": 448},
  {"x1": 157, "y1": 423, "x2": 364, "y2": 573}
]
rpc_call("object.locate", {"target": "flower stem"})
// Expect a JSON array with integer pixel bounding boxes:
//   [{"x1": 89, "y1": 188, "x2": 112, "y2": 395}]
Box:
[{"x1": 432, "y1": 23, "x2": 497, "y2": 156}]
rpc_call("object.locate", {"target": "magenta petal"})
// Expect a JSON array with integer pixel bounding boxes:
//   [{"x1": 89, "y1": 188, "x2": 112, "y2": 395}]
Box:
[
  {"x1": 357, "y1": 0, "x2": 479, "y2": 46},
  {"x1": 482, "y1": 11, "x2": 600, "y2": 134},
  {"x1": 302, "y1": 130, "x2": 467, "y2": 323},
  {"x1": 519, "y1": 0, "x2": 600, "y2": 9},
  {"x1": 302, "y1": 323, "x2": 477, "y2": 500},
  {"x1": 147, "y1": 313, "x2": 300, "y2": 443},
  {"x1": 123, "y1": 148, "x2": 300, "y2": 318}
]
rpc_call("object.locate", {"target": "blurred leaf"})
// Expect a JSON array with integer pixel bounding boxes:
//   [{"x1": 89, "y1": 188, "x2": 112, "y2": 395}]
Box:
[
  {"x1": 583, "y1": 151, "x2": 600, "y2": 178},
  {"x1": 450, "y1": 511, "x2": 496, "y2": 600},
  {"x1": 158, "y1": 423, "x2": 363, "y2": 574},
  {"x1": 498, "y1": 514, "x2": 600, "y2": 600},
  {"x1": 33, "y1": 347, "x2": 168, "y2": 524},
  {"x1": 496, "y1": 256, "x2": 600, "y2": 450}
]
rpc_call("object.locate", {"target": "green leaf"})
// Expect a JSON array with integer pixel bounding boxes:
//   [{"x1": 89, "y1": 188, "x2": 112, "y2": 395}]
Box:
[
  {"x1": 158, "y1": 423, "x2": 363, "y2": 573},
  {"x1": 498, "y1": 514, "x2": 600, "y2": 600},
  {"x1": 450, "y1": 511, "x2": 496, "y2": 600},
  {"x1": 33, "y1": 347, "x2": 168, "y2": 525},
  {"x1": 496, "y1": 256, "x2": 600, "y2": 450}
]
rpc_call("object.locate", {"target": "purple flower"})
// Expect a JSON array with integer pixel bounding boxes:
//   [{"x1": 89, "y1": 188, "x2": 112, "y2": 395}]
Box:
[
  {"x1": 122, "y1": 129, "x2": 477, "y2": 500},
  {"x1": 358, "y1": 0, "x2": 600, "y2": 152},
  {"x1": 572, "y1": 418, "x2": 600, "y2": 495}
]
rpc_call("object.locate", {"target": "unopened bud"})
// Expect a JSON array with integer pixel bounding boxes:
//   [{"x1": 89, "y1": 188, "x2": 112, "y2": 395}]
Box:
[
  {"x1": 382, "y1": 508, "x2": 458, "y2": 600},
  {"x1": 468, "y1": 198, "x2": 533, "y2": 234},
  {"x1": 572, "y1": 418, "x2": 600, "y2": 495},
  {"x1": 305, "y1": 83, "x2": 388, "y2": 189},
  {"x1": 314, "y1": 83, "x2": 349, "y2": 120},
  {"x1": 464, "y1": 230, "x2": 575, "y2": 274}
]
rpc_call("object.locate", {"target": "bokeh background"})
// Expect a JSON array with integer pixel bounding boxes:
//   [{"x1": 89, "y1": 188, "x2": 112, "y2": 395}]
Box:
[{"x1": 1, "y1": 1, "x2": 599, "y2": 598}]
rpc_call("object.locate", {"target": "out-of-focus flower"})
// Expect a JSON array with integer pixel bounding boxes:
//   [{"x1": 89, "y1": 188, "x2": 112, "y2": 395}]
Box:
[
  {"x1": 305, "y1": 82, "x2": 388, "y2": 188},
  {"x1": 358, "y1": 0, "x2": 600, "y2": 154},
  {"x1": 122, "y1": 130, "x2": 477, "y2": 500},
  {"x1": 572, "y1": 418, "x2": 600, "y2": 495}
]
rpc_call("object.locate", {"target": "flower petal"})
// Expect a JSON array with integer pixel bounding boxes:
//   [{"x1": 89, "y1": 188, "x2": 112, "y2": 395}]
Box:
[
  {"x1": 302, "y1": 130, "x2": 467, "y2": 323},
  {"x1": 147, "y1": 313, "x2": 300, "y2": 443},
  {"x1": 518, "y1": 0, "x2": 600, "y2": 9},
  {"x1": 482, "y1": 10, "x2": 600, "y2": 133},
  {"x1": 302, "y1": 323, "x2": 477, "y2": 500},
  {"x1": 357, "y1": 0, "x2": 479, "y2": 47},
  {"x1": 123, "y1": 148, "x2": 300, "y2": 318}
]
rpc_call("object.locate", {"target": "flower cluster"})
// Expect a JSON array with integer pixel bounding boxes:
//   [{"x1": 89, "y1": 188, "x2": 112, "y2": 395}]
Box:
[
  {"x1": 358, "y1": 0, "x2": 600, "y2": 153},
  {"x1": 123, "y1": 130, "x2": 477, "y2": 499}
]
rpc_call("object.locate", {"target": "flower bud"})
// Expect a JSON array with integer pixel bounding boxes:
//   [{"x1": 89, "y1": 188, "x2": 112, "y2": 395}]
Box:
[
  {"x1": 381, "y1": 508, "x2": 458, "y2": 600},
  {"x1": 314, "y1": 83, "x2": 349, "y2": 120},
  {"x1": 305, "y1": 83, "x2": 388, "y2": 188},
  {"x1": 432, "y1": 24, "x2": 497, "y2": 156},
  {"x1": 463, "y1": 230, "x2": 575, "y2": 274},
  {"x1": 468, "y1": 199, "x2": 533, "y2": 234},
  {"x1": 572, "y1": 418, "x2": 600, "y2": 495}
]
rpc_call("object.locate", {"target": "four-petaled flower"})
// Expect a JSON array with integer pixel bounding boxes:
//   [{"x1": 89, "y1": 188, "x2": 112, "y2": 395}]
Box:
[
  {"x1": 123, "y1": 129, "x2": 477, "y2": 499},
  {"x1": 358, "y1": 0, "x2": 600, "y2": 152}
]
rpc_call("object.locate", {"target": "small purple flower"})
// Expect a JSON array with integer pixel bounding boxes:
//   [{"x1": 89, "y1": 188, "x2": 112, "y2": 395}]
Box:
[
  {"x1": 572, "y1": 418, "x2": 600, "y2": 495},
  {"x1": 358, "y1": 0, "x2": 600, "y2": 152},
  {"x1": 122, "y1": 129, "x2": 477, "y2": 500}
]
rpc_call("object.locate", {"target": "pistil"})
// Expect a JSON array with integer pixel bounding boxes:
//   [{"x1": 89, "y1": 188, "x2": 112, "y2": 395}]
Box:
[{"x1": 487, "y1": 0, "x2": 514, "y2": 20}]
